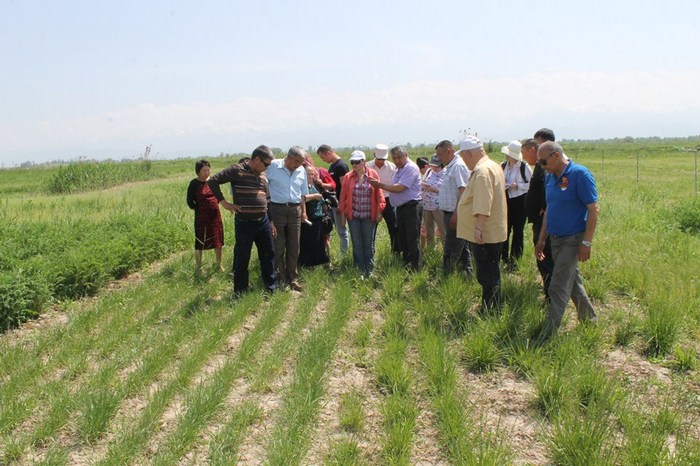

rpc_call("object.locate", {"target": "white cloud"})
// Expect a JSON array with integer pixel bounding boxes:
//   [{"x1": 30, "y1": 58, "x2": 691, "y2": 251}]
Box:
[{"x1": 2, "y1": 70, "x2": 699, "y2": 160}]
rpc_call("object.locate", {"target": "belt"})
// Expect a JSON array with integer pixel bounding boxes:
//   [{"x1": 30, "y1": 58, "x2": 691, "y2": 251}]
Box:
[
  {"x1": 236, "y1": 216, "x2": 267, "y2": 222},
  {"x1": 550, "y1": 232, "x2": 582, "y2": 239},
  {"x1": 396, "y1": 199, "x2": 419, "y2": 209},
  {"x1": 270, "y1": 202, "x2": 300, "y2": 207}
]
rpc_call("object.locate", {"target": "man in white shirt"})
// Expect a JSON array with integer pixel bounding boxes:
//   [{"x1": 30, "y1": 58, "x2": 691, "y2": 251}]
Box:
[{"x1": 366, "y1": 143, "x2": 399, "y2": 254}]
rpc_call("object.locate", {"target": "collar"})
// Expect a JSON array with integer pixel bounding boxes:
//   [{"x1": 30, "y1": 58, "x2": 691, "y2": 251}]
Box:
[
  {"x1": 554, "y1": 160, "x2": 573, "y2": 182},
  {"x1": 445, "y1": 155, "x2": 460, "y2": 168}
]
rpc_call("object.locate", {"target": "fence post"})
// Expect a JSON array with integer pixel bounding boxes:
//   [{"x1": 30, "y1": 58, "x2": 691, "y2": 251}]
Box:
[
  {"x1": 636, "y1": 151, "x2": 640, "y2": 183},
  {"x1": 695, "y1": 150, "x2": 698, "y2": 195},
  {"x1": 601, "y1": 150, "x2": 604, "y2": 175}
]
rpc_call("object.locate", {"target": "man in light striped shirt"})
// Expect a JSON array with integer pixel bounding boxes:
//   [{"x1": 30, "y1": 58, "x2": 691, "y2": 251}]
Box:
[{"x1": 435, "y1": 140, "x2": 473, "y2": 276}]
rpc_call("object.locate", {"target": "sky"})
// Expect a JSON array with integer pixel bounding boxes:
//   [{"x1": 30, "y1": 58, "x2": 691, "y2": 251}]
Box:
[{"x1": 1, "y1": 0, "x2": 699, "y2": 165}]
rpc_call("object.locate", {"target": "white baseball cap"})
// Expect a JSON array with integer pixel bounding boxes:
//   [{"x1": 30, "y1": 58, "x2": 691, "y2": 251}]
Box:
[
  {"x1": 373, "y1": 143, "x2": 389, "y2": 159},
  {"x1": 455, "y1": 135, "x2": 483, "y2": 154},
  {"x1": 349, "y1": 150, "x2": 366, "y2": 162}
]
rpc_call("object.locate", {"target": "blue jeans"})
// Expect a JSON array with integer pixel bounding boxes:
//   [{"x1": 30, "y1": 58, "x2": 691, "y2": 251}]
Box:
[
  {"x1": 233, "y1": 216, "x2": 277, "y2": 294},
  {"x1": 348, "y1": 218, "x2": 377, "y2": 276},
  {"x1": 331, "y1": 208, "x2": 349, "y2": 256}
]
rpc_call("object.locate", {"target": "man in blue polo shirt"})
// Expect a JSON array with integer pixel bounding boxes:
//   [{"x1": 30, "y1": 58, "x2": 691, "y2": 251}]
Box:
[
  {"x1": 535, "y1": 141, "x2": 599, "y2": 340},
  {"x1": 267, "y1": 146, "x2": 309, "y2": 291}
]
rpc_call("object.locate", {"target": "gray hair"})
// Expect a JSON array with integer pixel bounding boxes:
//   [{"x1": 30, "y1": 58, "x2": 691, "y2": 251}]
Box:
[
  {"x1": 389, "y1": 145, "x2": 408, "y2": 158},
  {"x1": 538, "y1": 141, "x2": 563, "y2": 157},
  {"x1": 287, "y1": 146, "x2": 307, "y2": 160}
]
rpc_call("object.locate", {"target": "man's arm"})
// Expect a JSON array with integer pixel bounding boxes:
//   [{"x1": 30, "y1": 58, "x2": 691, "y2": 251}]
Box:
[
  {"x1": 449, "y1": 186, "x2": 466, "y2": 229},
  {"x1": 369, "y1": 179, "x2": 406, "y2": 193},
  {"x1": 578, "y1": 202, "x2": 599, "y2": 262},
  {"x1": 208, "y1": 166, "x2": 241, "y2": 213},
  {"x1": 535, "y1": 210, "x2": 548, "y2": 261},
  {"x1": 473, "y1": 213, "x2": 488, "y2": 245}
]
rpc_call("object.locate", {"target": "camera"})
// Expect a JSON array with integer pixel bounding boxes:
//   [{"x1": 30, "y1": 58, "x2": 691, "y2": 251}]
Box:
[{"x1": 322, "y1": 190, "x2": 339, "y2": 208}]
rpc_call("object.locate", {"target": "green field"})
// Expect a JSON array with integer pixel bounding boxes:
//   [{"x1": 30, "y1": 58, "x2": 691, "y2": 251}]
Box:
[{"x1": 1, "y1": 141, "x2": 699, "y2": 464}]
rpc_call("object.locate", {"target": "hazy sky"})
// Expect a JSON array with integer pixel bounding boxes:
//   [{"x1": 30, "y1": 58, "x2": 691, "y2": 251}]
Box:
[{"x1": 1, "y1": 0, "x2": 699, "y2": 165}]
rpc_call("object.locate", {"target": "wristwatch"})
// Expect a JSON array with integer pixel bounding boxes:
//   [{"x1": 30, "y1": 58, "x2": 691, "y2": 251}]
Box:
[{"x1": 581, "y1": 240, "x2": 593, "y2": 247}]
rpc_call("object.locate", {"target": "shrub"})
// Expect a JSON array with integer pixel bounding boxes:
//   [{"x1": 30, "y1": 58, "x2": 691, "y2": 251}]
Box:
[
  {"x1": 672, "y1": 346, "x2": 697, "y2": 372},
  {"x1": 0, "y1": 269, "x2": 50, "y2": 331},
  {"x1": 614, "y1": 318, "x2": 639, "y2": 347},
  {"x1": 670, "y1": 197, "x2": 700, "y2": 235},
  {"x1": 643, "y1": 301, "x2": 682, "y2": 356},
  {"x1": 51, "y1": 253, "x2": 110, "y2": 300}
]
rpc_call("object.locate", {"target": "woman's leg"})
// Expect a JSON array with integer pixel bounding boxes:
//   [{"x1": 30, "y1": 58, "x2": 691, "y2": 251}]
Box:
[
  {"x1": 214, "y1": 247, "x2": 223, "y2": 271},
  {"x1": 194, "y1": 249, "x2": 203, "y2": 273}
]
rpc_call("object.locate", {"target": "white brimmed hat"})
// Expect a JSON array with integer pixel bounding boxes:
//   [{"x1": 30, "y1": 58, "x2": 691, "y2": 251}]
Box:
[
  {"x1": 349, "y1": 150, "x2": 366, "y2": 162},
  {"x1": 501, "y1": 140, "x2": 522, "y2": 161},
  {"x1": 455, "y1": 135, "x2": 482, "y2": 154},
  {"x1": 373, "y1": 143, "x2": 389, "y2": 159}
]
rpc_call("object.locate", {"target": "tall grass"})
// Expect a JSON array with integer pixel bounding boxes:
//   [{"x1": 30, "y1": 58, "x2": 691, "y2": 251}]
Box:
[{"x1": 46, "y1": 159, "x2": 156, "y2": 194}]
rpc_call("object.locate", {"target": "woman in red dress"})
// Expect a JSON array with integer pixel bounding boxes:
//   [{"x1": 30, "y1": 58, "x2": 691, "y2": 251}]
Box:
[{"x1": 187, "y1": 160, "x2": 224, "y2": 273}]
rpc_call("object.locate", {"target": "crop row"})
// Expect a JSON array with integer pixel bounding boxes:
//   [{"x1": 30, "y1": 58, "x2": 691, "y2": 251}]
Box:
[{"x1": 2, "y1": 248, "x2": 700, "y2": 463}]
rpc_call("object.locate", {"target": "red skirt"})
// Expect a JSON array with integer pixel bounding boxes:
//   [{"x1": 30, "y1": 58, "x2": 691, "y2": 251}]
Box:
[{"x1": 194, "y1": 207, "x2": 224, "y2": 250}]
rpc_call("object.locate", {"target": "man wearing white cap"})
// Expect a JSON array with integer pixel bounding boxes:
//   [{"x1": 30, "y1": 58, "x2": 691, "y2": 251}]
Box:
[
  {"x1": 369, "y1": 145, "x2": 423, "y2": 270},
  {"x1": 367, "y1": 143, "x2": 399, "y2": 254},
  {"x1": 455, "y1": 135, "x2": 507, "y2": 310},
  {"x1": 501, "y1": 140, "x2": 533, "y2": 269}
]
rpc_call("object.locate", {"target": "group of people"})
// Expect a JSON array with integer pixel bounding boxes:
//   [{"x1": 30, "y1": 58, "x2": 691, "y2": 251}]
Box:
[{"x1": 186, "y1": 128, "x2": 600, "y2": 340}]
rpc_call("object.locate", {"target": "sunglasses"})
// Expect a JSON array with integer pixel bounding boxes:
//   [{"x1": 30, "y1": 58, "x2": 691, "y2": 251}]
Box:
[
  {"x1": 538, "y1": 151, "x2": 557, "y2": 166},
  {"x1": 350, "y1": 160, "x2": 363, "y2": 165}
]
